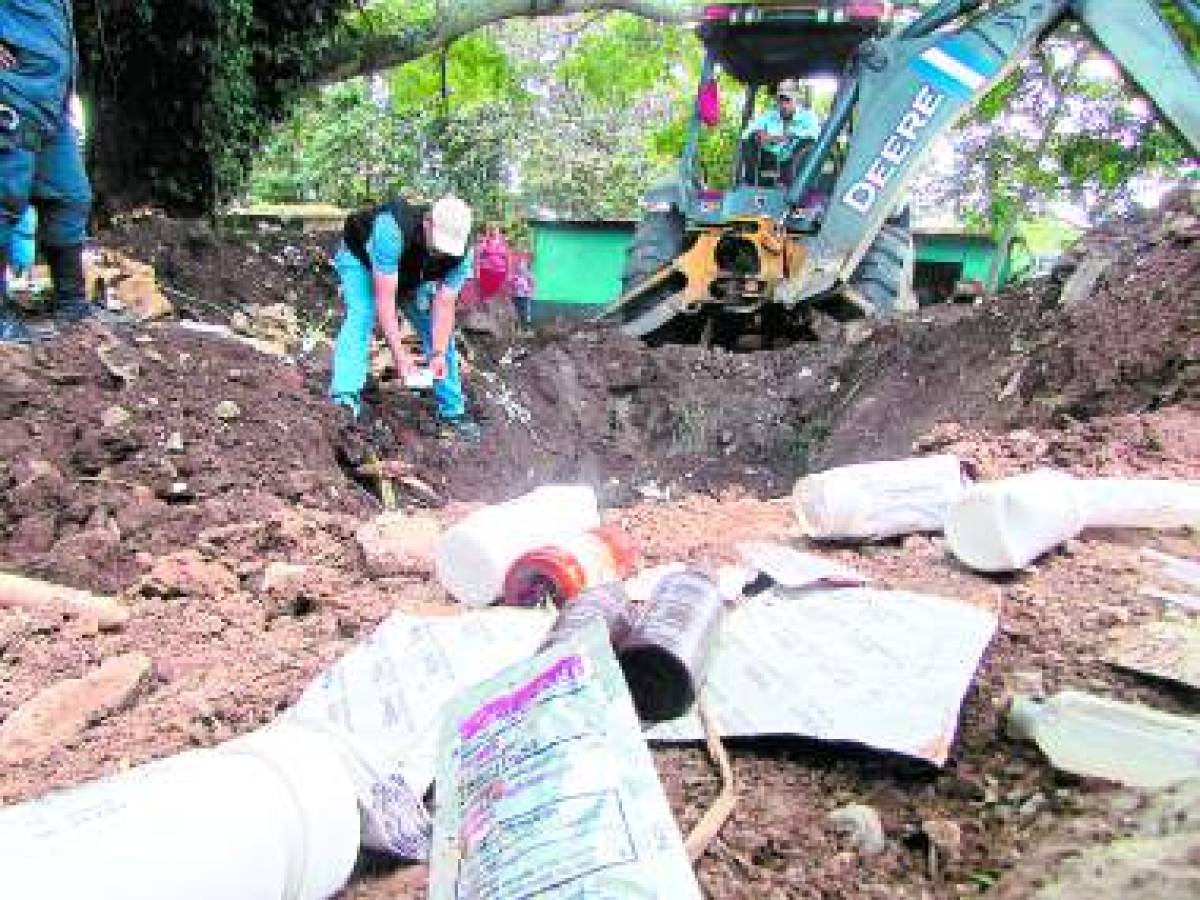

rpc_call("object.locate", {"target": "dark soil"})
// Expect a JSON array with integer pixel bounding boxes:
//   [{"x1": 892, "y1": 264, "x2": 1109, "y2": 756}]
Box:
[{"x1": 0, "y1": 194, "x2": 1197, "y2": 899}]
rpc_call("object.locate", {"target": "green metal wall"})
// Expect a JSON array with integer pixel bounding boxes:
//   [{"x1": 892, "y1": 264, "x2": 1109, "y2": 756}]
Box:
[
  {"x1": 531, "y1": 221, "x2": 635, "y2": 311},
  {"x1": 914, "y1": 233, "x2": 1000, "y2": 284}
]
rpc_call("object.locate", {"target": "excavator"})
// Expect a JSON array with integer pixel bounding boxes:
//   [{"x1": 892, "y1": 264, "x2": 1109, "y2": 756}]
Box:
[{"x1": 605, "y1": 0, "x2": 1200, "y2": 346}]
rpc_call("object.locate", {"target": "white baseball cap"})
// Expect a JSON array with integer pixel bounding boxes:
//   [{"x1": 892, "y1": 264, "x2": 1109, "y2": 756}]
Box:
[{"x1": 429, "y1": 196, "x2": 472, "y2": 256}]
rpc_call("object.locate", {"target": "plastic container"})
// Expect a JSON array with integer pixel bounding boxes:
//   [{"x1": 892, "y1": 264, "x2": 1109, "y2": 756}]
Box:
[
  {"x1": 0, "y1": 722, "x2": 360, "y2": 900},
  {"x1": 503, "y1": 523, "x2": 637, "y2": 608},
  {"x1": 435, "y1": 485, "x2": 601, "y2": 607},
  {"x1": 1008, "y1": 690, "x2": 1200, "y2": 789},
  {"x1": 793, "y1": 454, "x2": 971, "y2": 541},
  {"x1": 944, "y1": 469, "x2": 1086, "y2": 572},
  {"x1": 538, "y1": 581, "x2": 636, "y2": 651},
  {"x1": 618, "y1": 569, "x2": 726, "y2": 723}
]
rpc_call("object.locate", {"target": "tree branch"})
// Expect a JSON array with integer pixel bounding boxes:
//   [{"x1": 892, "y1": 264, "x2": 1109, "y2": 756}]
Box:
[{"x1": 314, "y1": 0, "x2": 701, "y2": 84}]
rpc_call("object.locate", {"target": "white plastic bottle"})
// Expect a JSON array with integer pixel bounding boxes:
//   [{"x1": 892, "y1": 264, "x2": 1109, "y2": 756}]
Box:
[
  {"x1": 435, "y1": 484, "x2": 601, "y2": 607},
  {"x1": 1008, "y1": 690, "x2": 1200, "y2": 789},
  {"x1": 0, "y1": 723, "x2": 361, "y2": 900}
]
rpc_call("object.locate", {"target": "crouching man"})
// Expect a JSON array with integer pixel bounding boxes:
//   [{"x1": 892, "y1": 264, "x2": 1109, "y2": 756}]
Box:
[{"x1": 330, "y1": 194, "x2": 480, "y2": 442}]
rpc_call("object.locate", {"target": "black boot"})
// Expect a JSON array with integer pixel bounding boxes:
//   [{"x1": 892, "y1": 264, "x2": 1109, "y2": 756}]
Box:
[
  {"x1": 46, "y1": 243, "x2": 95, "y2": 325},
  {"x1": 0, "y1": 247, "x2": 33, "y2": 344}
]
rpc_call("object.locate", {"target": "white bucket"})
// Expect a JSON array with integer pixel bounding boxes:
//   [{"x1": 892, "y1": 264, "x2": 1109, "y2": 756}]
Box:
[
  {"x1": 793, "y1": 454, "x2": 970, "y2": 540},
  {"x1": 0, "y1": 723, "x2": 360, "y2": 900},
  {"x1": 435, "y1": 484, "x2": 601, "y2": 607},
  {"x1": 944, "y1": 469, "x2": 1086, "y2": 573}
]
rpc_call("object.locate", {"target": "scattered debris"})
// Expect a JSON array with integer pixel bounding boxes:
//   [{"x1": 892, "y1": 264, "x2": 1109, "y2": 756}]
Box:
[
  {"x1": 430, "y1": 624, "x2": 701, "y2": 898},
  {"x1": 649, "y1": 587, "x2": 998, "y2": 765},
  {"x1": 96, "y1": 341, "x2": 141, "y2": 383},
  {"x1": 736, "y1": 540, "x2": 869, "y2": 588},
  {"x1": 354, "y1": 512, "x2": 441, "y2": 578},
  {"x1": 0, "y1": 571, "x2": 130, "y2": 630},
  {"x1": 100, "y1": 404, "x2": 133, "y2": 430},
  {"x1": 921, "y1": 818, "x2": 963, "y2": 877}
]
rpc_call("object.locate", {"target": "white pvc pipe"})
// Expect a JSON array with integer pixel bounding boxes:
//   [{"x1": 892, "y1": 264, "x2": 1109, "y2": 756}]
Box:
[
  {"x1": 1078, "y1": 478, "x2": 1200, "y2": 530},
  {"x1": 0, "y1": 723, "x2": 360, "y2": 900}
]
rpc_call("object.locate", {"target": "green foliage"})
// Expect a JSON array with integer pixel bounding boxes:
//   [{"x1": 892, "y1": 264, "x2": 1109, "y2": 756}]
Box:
[
  {"x1": 558, "y1": 13, "x2": 692, "y2": 106},
  {"x1": 248, "y1": 80, "x2": 521, "y2": 222},
  {"x1": 388, "y1": 30, "x2": 525, "y2": 111},
  {"x1": 75, "y1": 0, "x2": 361, "y2": 212},
  {"x1": 929, "y1": 24, "x2": 1193, "y2": 232}
]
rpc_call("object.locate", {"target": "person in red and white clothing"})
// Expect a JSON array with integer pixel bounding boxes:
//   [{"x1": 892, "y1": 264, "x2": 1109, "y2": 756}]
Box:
[
  {"x1": 509, "y1": 247, "x2": 535, "y2": 331},
  {"x1": 474, "y1": 223, "x2": 510, "y2": 304}
]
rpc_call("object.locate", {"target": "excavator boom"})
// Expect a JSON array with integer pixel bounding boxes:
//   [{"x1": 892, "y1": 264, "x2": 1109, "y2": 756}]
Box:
[{"x1": 801, "y1": 0, "x2": 1200, "y2": 301}]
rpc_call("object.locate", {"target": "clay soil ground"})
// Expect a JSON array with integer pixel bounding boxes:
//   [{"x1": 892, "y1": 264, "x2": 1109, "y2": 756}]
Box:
[{"x1": 1, "y1": 196, "x2": 1198, "y2": 898}]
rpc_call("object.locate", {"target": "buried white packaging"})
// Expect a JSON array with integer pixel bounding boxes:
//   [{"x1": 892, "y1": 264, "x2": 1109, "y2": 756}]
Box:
[
  {"x1": 0, "y1": 722, "x2": 360, "y2": 900},
  {"x1": 435, "y1": 484, "x2": 601, "y2": 607},
  {"x1": 793, "y1": 454, "x2": 971, "y2": 541},
  {"x1": 946, "y1": 471, "x2": 1200, "y2": 573}
]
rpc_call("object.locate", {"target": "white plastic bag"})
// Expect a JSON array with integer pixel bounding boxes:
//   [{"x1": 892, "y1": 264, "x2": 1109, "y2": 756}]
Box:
[
  {"x1": 1078, "y1": 478, "x2": 1200, "y2": 530},
  {"x1": 793, "y1": 454, "x2": 971, "y2": 540},
  {"x1": 429, "y1": 621, "x2": 700, "y2": 899},
  {"x1": 946, "y1": 472, "x2": 1200, "y2": 573}
]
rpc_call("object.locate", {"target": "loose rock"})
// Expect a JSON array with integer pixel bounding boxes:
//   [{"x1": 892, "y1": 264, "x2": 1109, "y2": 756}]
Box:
[{"x1": 0, "y1": 653, "x2": 152, "y2": 764}]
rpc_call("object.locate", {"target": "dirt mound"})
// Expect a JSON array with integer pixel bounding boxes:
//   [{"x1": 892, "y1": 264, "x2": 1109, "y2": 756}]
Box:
[
  {"x1": 4, "y1": 193, "x2": 1186, "y2": 592},
  {"x1": 0, "y1": 321, "x2": 367, "y2": 593}
]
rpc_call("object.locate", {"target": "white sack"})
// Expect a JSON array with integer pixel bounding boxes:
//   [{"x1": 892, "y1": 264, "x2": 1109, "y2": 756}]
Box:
[{"x1": 793, "y1": 454, "x2": 971, "y2": 540}]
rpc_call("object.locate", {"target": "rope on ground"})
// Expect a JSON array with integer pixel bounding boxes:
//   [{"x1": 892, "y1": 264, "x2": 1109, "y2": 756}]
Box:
[{"x1": 684, "y1": 699, "x2": 737, "y2": 863}]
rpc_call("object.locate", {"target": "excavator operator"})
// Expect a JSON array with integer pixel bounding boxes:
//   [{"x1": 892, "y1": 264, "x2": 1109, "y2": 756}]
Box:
[{"x1": 740, "y1": 78, "x2": 818, "y2": 186}]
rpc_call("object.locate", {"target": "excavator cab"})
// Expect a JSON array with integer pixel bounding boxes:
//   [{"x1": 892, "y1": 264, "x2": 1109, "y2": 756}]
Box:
[{"x1": 608, "y1": 0, "x2": 1200, "y2": 347}]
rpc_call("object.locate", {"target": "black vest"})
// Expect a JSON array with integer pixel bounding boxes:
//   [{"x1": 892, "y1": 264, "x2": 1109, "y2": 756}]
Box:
[{"x1": 343, "y1": 197, "x2": 464, "y2": 293}]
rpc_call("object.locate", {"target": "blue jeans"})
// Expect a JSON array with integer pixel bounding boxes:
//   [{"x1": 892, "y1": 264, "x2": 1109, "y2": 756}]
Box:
[
  {"x1": 330, "y1": 247, "x2": 466, "y2": 419},
  {"x1": 0, "y1": 118, "x2": 90, "y2": 253}
]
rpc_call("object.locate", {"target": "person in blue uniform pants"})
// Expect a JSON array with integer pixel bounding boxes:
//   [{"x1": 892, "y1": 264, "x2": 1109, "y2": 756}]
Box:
[
  {"x1": 0, "y1": 0, "x2": 94, "y2": 343},
  {"x1": 331, "y1": 194, "x2": 481, "y2": 442}
]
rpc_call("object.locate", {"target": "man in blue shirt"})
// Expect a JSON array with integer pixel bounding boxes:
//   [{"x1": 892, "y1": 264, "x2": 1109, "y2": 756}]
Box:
[
  {"x1": 331, "y1": 194, "x2": 480, "y2": 441},
  {"x1": 741, "y1": 78, "x2": 819, "y2": 185},
  {"x1": 0, "y1": 0, "x2": 94, "y2": 343}
]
